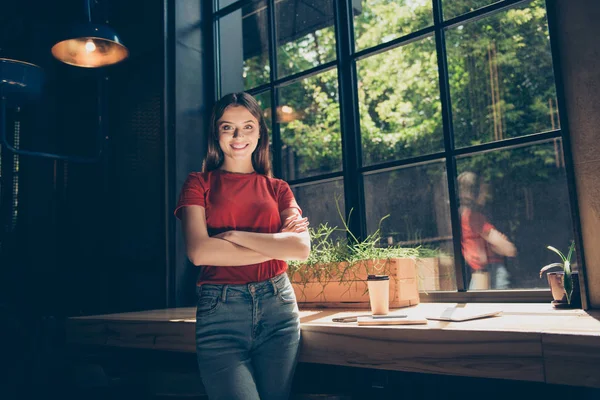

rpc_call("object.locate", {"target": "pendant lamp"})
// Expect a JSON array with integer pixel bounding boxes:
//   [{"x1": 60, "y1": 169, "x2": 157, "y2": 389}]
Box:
[{"x1": 51, "y1": 0, "x2": 128, "y2": 68}]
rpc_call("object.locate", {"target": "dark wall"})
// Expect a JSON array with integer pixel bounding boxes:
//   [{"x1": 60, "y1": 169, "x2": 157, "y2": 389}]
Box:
[
  {"x1": 102, "y1": 0, "x2": 167, "y2": 313},
  {"x1": 0, "y1": 0, "x2": 168, "y2": 329},
  {"x1": 52, "y1": 0, "x2": 168, "y2": 316},
  {"x1": 552, "y1": 0, "x2": 600, "y2": 308},
  {"x1": 0, "y1": 0, "x2": 171, "y2": 394},
  {"x1": 0, "y1": 0, "x2": 215, "y2": 327},
  {"x1": 173, "y1": 0, "x2": 213, "y2": 307}
]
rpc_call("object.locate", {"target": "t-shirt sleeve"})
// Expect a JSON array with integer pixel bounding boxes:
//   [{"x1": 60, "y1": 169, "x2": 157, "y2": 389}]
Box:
[
  {"x1": 174, "y1": 173, "x2": 206, "y2": 220},
  {"x1": 277, "y1": 180, "x2": 302, "y2": 215}
]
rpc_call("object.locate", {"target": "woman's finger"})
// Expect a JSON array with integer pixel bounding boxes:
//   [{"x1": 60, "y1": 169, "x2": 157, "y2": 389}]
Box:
[
  {"x1": 282, "y1": 217, "x2": 306, "y2": 228},
  {"x1": 280, "y1": 216, "x2": 309, "y2": 233},
  {"x1": 288, "y1": 220, "x2": 308, "y2": 230},
  {"x1": 294, "y1": 221, "x2": 309, "y2": 231}
]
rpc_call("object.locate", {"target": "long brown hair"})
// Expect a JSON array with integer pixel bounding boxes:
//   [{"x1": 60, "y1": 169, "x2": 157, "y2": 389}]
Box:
[{"x1": 202, "y1": 92, "x2": 272, "y2": 177}]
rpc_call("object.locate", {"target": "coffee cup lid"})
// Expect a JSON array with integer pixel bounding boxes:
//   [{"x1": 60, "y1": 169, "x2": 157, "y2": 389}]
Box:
[{"x1": 367, "y1": 274, "x2": 389, "y2": 281}]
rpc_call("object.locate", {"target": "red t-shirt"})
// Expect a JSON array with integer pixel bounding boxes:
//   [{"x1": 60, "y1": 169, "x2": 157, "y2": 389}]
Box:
[
  {"x1": 460, "y1": 208, "x2": 502, "y2": 270},
  {"x1": 174, "y1": 169, "x2": 301, "y2": 285}
]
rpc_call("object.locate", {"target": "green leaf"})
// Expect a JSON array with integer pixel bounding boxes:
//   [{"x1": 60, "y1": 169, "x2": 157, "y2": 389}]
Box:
[
  {"x1": 539, "y1": 263, "x2": 564, "y2": 278},
  {"x1": 563, "y1": 261, "x2": 571, "y2": 275},
  {"x1": 566, "y1": 241, "x2": 575, "y2": 263},
  {"x1": 563, "y1": 272, "x2": 573, "y2": 304},
  {"x1": 547, "y1": 246, "x2": 566, "y2": 263}
]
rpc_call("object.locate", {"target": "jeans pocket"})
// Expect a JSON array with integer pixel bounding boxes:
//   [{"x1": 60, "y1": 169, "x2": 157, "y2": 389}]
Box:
[
  {"x1": 196, "y1": 291, "x2": 221, "y2": 317},
  {"x1": 277, "y1": 281, "x2": 297, "y2": 304}
]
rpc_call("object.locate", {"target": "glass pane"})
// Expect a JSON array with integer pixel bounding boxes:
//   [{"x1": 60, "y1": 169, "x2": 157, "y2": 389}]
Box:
[
  {"x1": 254, "y1": 91, "x2": 272, "y2": 130},
  {"x1": 291, "y1": 179, "x2": 346, "y2": 241},
  {"x1": 279, "y1": 69, "x2": 341, "y2": 180},
  {"x1": 456, "y1": 141, "x2": 574, "y2": 290},
  {"x1": 218, "y1": 1, "x2": 270, "y2": 93},
  {"x1": 357, "y1": 36, "x2": 443, "y2": 166},
  {"x1": 253, "y1": 91, "x2": 273, "y2": 167},
  {"x1": 216, "y1": 0, "x2": 263, "y2": 12},
  {"x1": 217, "y1": 0, "x2": 239, "y2": 10},
  {"x1": 363, "y1": 162, "x2": 456, "y2": 291},
  {"x1": 275, "y1": 0, "x2": 336, "y2": 78},
  {"x1": 354, "y1": 0, "x2": 433, "y2": 52},
  {"x1": 443, "y1": 0, "x2": 499, "y2": 20},
  {"x1": 447, "y1": 0, "x2": 558, "y2": 148}
]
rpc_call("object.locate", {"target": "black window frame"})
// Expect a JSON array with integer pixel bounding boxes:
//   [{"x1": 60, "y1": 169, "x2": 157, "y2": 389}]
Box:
[{"x1": 210, "y1": 0, "x2": 586, "y2": 303}]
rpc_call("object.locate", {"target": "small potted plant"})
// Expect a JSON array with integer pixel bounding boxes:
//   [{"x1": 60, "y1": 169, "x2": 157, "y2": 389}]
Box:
[{"x1": 539, "y1": 241, "x2": 581, "y2": 308}]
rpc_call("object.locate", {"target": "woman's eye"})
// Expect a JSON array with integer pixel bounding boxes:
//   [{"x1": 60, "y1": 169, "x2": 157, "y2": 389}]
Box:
[
  {"x1": 222, "y1": 126, "x2": 232, "y2": 131},
  {"x1": 245, "y1": 125, "x2": 254, "y2": 130}
]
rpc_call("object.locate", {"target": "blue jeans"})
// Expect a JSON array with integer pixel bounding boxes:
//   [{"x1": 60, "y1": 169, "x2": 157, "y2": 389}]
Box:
[{"x1": 195, "y1": 272, "x2": 301, "y2": 400}]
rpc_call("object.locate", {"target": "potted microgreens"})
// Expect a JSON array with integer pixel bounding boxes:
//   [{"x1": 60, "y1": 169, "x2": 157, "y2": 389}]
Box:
[{"x1": 287, "y1": 202, "x2": 443, "y2": 308}]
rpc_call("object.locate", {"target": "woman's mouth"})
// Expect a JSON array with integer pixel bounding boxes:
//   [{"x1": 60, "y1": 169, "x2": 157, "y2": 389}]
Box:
[{"x1": 230, "y1": 143, "x2": 249, "y2": 150}]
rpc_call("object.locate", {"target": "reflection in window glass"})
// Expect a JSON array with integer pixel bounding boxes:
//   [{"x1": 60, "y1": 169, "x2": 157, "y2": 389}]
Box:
[
  {"x1": 443, "y1": 0, "x2": 499, "y2": 20},
  {"x1": 363, "y1": 162, "x2": 456, "y2": 291},
  {"x1": 275, "y1": 0, "x2": 336, "y2": 78},
  {"x1": 291, "y1": 179, "x2": 346, "y2": 241},
  {"x1": 219, "y1": 1, "x2": 270, "y2": 93},
  {"x1": 447, "y1": 0, "x2": 558, "y2": 148},
  {"x1": 354, "y1": 0, "x2": 433, "y2": 52},
  {"x1": 456, "y1": 140, "x2": 574, "y2": 290},
  {"x1": 279, "y1": 69, "x2": 341, "y2": 180},
  {"x1": 357, "y1": 36, "x2": 443, "y2": 166}
]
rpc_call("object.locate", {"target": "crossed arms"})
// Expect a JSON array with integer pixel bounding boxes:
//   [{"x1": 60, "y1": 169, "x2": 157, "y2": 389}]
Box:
[{"x1": 180, "y1": 205, "x2": 311, "y2": 267}]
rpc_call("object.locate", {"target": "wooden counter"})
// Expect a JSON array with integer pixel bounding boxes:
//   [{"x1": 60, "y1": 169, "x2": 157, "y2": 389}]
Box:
[{"x1": 65, "y1": 303, "x2": 600, "y2": 389}]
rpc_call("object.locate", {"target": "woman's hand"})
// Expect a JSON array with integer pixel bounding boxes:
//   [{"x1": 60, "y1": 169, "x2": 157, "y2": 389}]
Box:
[{"x1": 280, "y1": 215, "x2": 309, "y2": 233}]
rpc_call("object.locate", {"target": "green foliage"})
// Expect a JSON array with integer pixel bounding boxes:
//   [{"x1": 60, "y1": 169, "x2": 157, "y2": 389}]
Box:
[
  {"x1": 280, "y1": 69, "x2": 341, "y2": 176},
  {"x1": 443, "y1": 1, "x2": 496, "y2": 20},
  {"x1": 243, "y1": 0, "x2": 564, "y2": 260},
  {"x1": 447, "y1": 0, "x2": 557, "y2": 149},
  {"x1": 259, "y1": 0, "x2": 558, "y2": 180}
]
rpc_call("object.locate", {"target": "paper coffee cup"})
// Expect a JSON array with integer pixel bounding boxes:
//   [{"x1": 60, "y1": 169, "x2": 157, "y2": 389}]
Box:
[{"x1": 367, "y1": 274, "x2": 390, "y2": 315}]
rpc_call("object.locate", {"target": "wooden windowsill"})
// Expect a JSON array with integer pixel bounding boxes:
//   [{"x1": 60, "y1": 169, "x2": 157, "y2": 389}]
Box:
[{"x1": 65, "y1": 302, "x2": 600, "y2": 389}]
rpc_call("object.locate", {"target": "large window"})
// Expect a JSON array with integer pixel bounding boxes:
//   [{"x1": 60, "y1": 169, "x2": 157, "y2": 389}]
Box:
[{"x1": 213, "y1": 0, "x2": 579, "y2": 299}]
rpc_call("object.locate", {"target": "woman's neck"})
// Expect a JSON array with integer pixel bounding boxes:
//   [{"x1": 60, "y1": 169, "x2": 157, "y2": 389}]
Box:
[{"x1": 220, "y1": 160, "x2": 255, "y2": 174}]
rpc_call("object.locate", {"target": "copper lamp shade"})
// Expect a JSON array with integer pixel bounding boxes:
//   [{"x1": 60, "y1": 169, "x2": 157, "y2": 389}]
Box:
[{"x1": 51, "y1": 23, "x2": 128, "y2": 68}]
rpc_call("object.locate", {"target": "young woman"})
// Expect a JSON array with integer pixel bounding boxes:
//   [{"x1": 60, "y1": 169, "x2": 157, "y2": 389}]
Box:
[
  {"x1": 174, "y1": 92, "x2": 311, "y2": 400},
  {"x1": 457, "y1": 171, "x2": 517, "y2": 290}
]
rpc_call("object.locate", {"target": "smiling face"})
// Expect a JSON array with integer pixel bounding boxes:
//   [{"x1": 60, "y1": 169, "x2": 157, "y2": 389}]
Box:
[{"x1": 217, "y1": 105, "x2": 260, "y2": 167}]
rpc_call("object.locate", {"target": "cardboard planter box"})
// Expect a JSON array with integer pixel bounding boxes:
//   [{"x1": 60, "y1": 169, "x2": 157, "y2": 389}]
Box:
[{"x1": 289, "y1": 258, "x2": 420, "y2": 309}]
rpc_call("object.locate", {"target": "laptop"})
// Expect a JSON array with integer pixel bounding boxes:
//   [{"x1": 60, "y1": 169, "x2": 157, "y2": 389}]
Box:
[{"x1": 425, "y1": 307, "x2": 503, "y2": 322}]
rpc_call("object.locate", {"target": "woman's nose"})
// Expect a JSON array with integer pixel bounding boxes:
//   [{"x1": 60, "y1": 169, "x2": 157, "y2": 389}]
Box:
[{"x1": 233, "y1": 128, "x2": 243, "y2": 138}]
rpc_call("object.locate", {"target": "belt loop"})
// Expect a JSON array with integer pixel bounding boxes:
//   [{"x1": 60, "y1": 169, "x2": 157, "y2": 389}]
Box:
[
  {"x1": 270, "y1": 278, "x2": 278, "y2": 295},
  {"x1": 221, "y1": 285, "x2": 228, "y2": 302}
]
